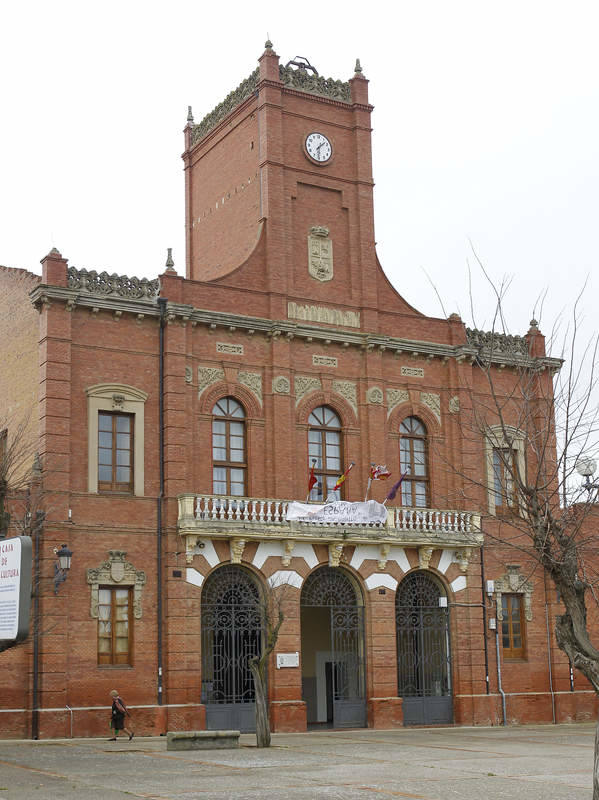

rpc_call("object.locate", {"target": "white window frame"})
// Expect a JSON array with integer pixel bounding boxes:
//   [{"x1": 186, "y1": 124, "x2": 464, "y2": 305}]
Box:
[
  {"x1": 484, "y1": 425, "x2": 525, "y2": 515},
  {"x1": 86, "y1": 384, "x2": 147, "y2": 496}
]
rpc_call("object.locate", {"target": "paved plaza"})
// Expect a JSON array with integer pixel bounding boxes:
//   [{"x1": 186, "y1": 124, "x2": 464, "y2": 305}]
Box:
[{"x1": 0, "y1": 723, "x2": 594, "y2": 799}]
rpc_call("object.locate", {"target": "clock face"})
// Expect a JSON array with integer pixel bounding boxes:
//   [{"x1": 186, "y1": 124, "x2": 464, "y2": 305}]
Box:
[{"x1": 305, "y1": 132, "x2": 332, "y2": 163}]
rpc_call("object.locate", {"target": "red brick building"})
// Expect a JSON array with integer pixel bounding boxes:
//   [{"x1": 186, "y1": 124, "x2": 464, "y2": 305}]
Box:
[{"x1": 1, "y1": 43, "x2": 597, "y2": 738}]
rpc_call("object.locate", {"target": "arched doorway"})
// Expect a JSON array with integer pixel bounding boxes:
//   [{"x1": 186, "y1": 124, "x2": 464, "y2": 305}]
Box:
[
  {"x1": 201, "y1": 565, "x2": 263, "y2": 732},
  {"x1": 396, "y1": 570, "x2": 453, "y2": 725},
  {"x1": 300, "y1": 566, "x2": 366, "y2": 728}
]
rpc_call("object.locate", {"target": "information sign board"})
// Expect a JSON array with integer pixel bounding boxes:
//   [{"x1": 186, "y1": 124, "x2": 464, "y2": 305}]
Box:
[{"x1": 0, "y1": 536, "x2": 32, "y2": 642}]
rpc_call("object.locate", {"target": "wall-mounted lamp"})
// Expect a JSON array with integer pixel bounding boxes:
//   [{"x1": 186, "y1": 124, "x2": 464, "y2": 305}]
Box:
[
  {"x1": 576, "y1": 458, "x2": 599, "y2": 493},
  {"x1": 53, "y1": 544, "x2": 73, "y2": 594}
]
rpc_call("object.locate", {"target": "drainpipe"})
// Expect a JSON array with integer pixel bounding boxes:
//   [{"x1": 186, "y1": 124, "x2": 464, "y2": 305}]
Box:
[
  {"x1": 479, "y1": 545, "x2": 490, "y2": 694},
  {"x1": 543, "y1": 574, "x2": 556, "y2": 723},
  {"x1": 31, "y1": 512, "x2": 41, "y2": 739},
  {"x1": 157, "y1": 297, "x2": 167, "y2": 708},
  {"x1": 495, "y1": 627, "x2": 507, "y2": 725}
]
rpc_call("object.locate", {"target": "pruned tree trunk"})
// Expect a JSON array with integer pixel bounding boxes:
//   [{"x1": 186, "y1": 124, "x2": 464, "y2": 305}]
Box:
[
  {"x1": 249, "y1": 659, "x2": 270, "y2": 748},
  {"x1": 594, "y1": 721, "x2": 599, "y2": 800}
]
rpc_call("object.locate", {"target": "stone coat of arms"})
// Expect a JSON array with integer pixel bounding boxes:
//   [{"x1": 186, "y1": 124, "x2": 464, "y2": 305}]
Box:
[{"x1": 308, "y1": 226, "x2": 333, "y2": 282}]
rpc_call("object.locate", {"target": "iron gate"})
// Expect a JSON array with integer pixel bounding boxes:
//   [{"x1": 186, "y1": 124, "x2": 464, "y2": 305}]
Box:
[
  {"x1": 302, "y1": 567, "x2": 366, "y2": 728},
  {"x1": 201, "y1": 565, "x2": 263, "y2": 733},
  {"x1": 396, "y1": 571, "x2": 453, "y2": 725}
]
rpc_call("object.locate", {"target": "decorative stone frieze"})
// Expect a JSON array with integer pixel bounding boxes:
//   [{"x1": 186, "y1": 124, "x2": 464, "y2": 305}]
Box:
[
  {"x1": 401, "y1": 366, "x2": 424, "y2": 378},
  {"x1": 272, "y1": 376, "x2": 291, "y2": 394},
  {"x1": 495, "y1": 564, "x2": 533, "y2": 621},
  {"x1": 419, "y1": 546, "x2": 434, "y2": 570},
  {"x1": 308, "y1": 226, "x2": 333, "y2": 282},
  {"x1": 67, "y1": 267, "x2": 160, "y2": 300},
  {"x1": 420, "y1": 392, "x2": 441, "y2": 423},
  {"x1": 198, "y1": 367, "x2": 224, "y2": 397},
  {"x1": 387, "y1": 388, "x2": 409, "y2": 417},
  {"x1": 287, "y1": 301, "x2": 360, "y2": 328},
  {"x1": 295, "y1": 375, "x2": 322, "y2": 404},
  {"x1": 87, "y1": 551, "x2": 146, "y2": 620},
  {"x1": 466, "y1": 328, "x2": 529, "y2": 357},
  {"x1": 238, "y1": 371, "x2": 262, "y2": 404},
  {"x1": 313, "y1": 355, "x2": 337, "y2": 368},
  {"x1": 332, "y1": 380, "x2": 357, "y2": 414},
  {"x1": 279, "y1": 64, "x2": 351, "y2": 103},
  {"x1": 191, "y1": 68, "x2": 259, "y2": 145},
  {"x1": 217, "y1": 342, "x2": 244, "y2": 355},
  {"x1": 366, "y1": 386, "x2": 383, "y2": 405}
]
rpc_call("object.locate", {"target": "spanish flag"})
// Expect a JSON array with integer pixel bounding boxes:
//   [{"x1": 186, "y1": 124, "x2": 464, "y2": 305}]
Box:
[
  {"x1": 308, "y1": 459, "x2": 317, "y2": 493},
  {"x1": 333, "y1": 462, "x2": 355, "y2": 492}
]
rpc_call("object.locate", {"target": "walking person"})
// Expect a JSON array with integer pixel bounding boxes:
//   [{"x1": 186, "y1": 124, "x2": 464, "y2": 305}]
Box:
[{"x1": 108, "y1": 689, "x2": 134, "y2": 741}]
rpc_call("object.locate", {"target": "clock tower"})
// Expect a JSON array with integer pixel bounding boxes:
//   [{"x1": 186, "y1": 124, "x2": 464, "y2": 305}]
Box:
[{"x1": 182, "y1": 42, "x2": 410, "y2": 330}]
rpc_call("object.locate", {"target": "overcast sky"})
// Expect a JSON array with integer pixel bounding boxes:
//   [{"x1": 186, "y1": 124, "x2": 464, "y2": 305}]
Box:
[{"x1": 2, "y1": 0, "x2": 597, "y2": 343}]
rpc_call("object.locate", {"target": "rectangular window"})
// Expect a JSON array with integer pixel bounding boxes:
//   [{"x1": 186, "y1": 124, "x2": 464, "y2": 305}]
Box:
[
  {"x1": 492, "y1": 447, "x2": 517, "y2": 511},
  {"x1": 501, "y1": 593, "x2": 526, "y2": 659},
  {"x1": 98, "y1": 412, "x2": 134, "y2": 493},
  {"x1": 98, "y1": 586, "x2": 132, "y2": 665}
]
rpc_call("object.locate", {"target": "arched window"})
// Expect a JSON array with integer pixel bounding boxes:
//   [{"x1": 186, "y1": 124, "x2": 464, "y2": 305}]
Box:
[
  {"x1": 308, "y1": 406, "x2": 342, "y2": 501},
  {"x1": 399, "y1": 416, "x2": 429, "y2": 507},
  {"x1": 212, "y1": 397, "x2": 246, "y2": 496}
]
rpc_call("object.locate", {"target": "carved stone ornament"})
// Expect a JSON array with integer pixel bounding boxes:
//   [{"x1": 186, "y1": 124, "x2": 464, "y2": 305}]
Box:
[
  {"x1": 419, "y1": 546, "x2": 434, "y2": 570},
  {"x1": 329, "y1": 543, "x2": 344, "y2": 567},
  {"x1": 494, "y1": 564, "x2": 533, "y2": 621},
  {"x1": 332, "y1": 380, "x2": 357, "y2": 414},
  {"x1": 367, "y1": 386, "x2": 384, "y2": 405},
  {"x1": 454, "y1": 548, "x2": 472, "y2": 573},
  {"x1": 449, "y1": 396, "x2": 460, "y2": 414},
  {"x1": 387, "y1": 388, "x2": 409, "y2": 417},
  {"x1": 282, "y1": 540, "x2": 295, "y2": 567},
  {"x1": 111, "y1": 393, "x2": 126, "y2": 409},
  {"x1": 288, "y1": 301, "x2": 360, "y2": 328},
  {"x1": 185, "y1": 366, "x2": 193, "y2": 384},
  {"x1": 378, "y1": 544, "x2": 391, "y2": 570},
  {"x1": 421, "y1": 392, "x2": 441, "y2": 423},
  {"x1": 230, "y1": 539, "x2": 247, "y2": 564},
  {"x1": 466, "y1": 328, "x2": 529, "y2": 357},
  {"x1": 273, "y1": 376, "x2": 291, "y2": 394},
  {"x1": 308, "y1": 226, "x2": 333, "y2": 283},
  {"x1": 295, "y1": 375, "x2": 322, "y2": 405},
  {"x1": 67, "y1": 266, "x2": 160, "y2": 300},
  {"x1": 191, "y1": 68, "x2": 259, "y2": 145},
  {"x1": 86, "y1": 550, "x2": 146, "y2": 620},
  {"x1": 279, "y1": 64, "x2": 351, "y2": 103},
  {"x1": 238, "y1": 371, "x2": 262, "y2": 405},
  {"x1": 198, "y1": 366, "x2": 225, "y2": 397}
]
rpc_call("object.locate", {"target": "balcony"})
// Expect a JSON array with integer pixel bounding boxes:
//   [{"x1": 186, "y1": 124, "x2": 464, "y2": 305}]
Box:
[{"x1": 177, "y1": 494, "x2": 483, "y2": 565}]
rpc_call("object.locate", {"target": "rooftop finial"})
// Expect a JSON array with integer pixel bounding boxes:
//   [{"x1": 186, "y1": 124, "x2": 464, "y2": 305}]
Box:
[
  {"x1": 354, "y1": 58, "x2": 363, "y2": 74},
  {"x1": 265, "y1": 35, "x2": 273, "y2": 50},
  {"x1": 187, "y1": 105, "x2": 194, "y2": 124},
  {"x1": 165, "y1": 247, "x2": 176, "y2": 274},
  {"x1": 529, "y1": 318, "x2": 539, "y2": 329}
]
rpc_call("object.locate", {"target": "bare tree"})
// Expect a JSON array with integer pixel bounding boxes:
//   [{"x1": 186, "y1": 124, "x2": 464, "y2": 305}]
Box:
[
  {"x1": 442, "y1": 274, "x2": 599, "y2": 794},
  {"x1": 248, "y1": 577, "x2": 290, "y2": 748}
]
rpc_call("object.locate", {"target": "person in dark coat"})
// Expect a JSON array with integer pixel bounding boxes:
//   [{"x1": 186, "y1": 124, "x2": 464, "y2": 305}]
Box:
[{"x1": 108, "y1": 689, "x2": 134, "y2": 741}]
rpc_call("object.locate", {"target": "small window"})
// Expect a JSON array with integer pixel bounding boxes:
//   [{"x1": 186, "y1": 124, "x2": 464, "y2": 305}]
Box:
[
  {"x1": 308, "y1": 406, "x2": 342, "y2": 501},
  {"x1": 399, "y1": 417, "x2": 429, "y2": 507},
  {"x1": 212, "y1": 398, "x2": 247, "y2": 496},
  {"x1": 98, "y1": 586, "x2": 132, "y2": 665},
  {"x1": 97, "y1": 412, "x2": 134, "y2": 493},
  {"x1": 501, "y1": 593, "x2": 526, "y2": 659},
  {"x1": 493, "y1": 447, "x2": 518, "y2": 511}
]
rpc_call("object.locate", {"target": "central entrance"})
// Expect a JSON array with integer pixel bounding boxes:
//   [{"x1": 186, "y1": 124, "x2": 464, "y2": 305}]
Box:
[
  {"x1": 300, "y1": 566, "x2": 366, "y2": 728},
  {"x1": 201, "y1": 565, "x2": 263, "y2": 733}
]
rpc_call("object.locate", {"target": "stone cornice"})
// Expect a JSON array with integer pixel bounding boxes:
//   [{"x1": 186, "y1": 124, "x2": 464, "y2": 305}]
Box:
[{"x1": 28, "y1": 288, "x2": 561, "y2": 370}]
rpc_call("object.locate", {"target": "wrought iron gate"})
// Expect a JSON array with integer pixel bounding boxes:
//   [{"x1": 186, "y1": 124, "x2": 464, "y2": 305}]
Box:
[
  {"x1": 396, "y1": 571, "x2": 453, "y2": 725},
  {"x1": 201, "y1": 565, "x2": 263, "y2": 733},
  {"x1": 302, "y1": 567, "x2": 366, "y2": 728}
]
